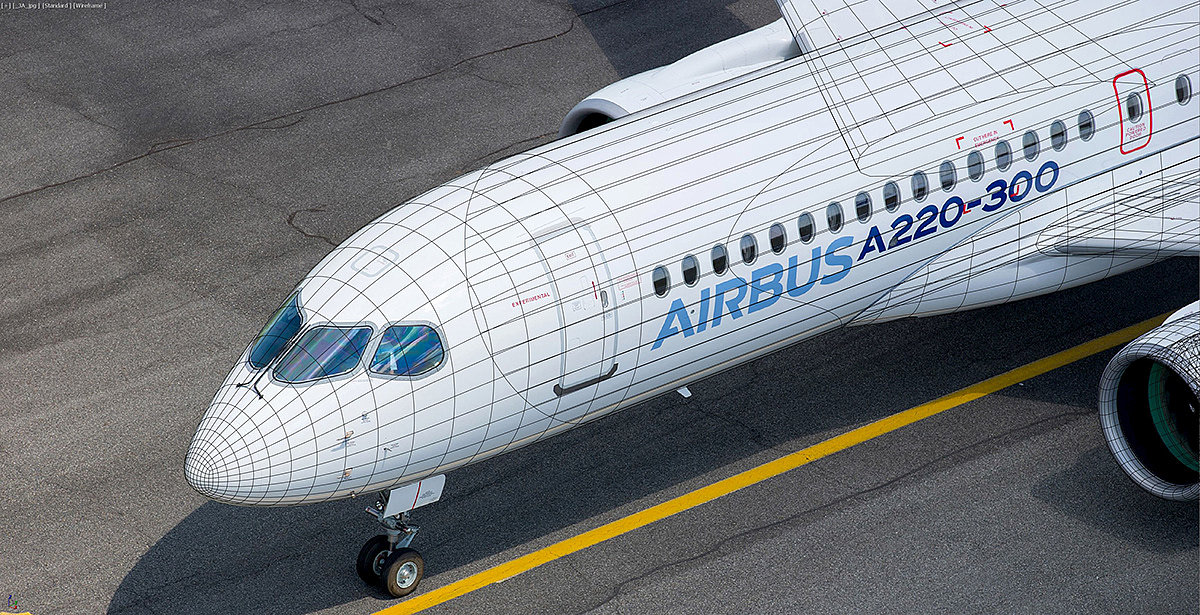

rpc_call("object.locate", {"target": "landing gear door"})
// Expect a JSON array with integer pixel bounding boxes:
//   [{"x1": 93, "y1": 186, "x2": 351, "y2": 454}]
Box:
[{"x1": 1114, "y1": 69, "x2": 1152, "y2": 154}]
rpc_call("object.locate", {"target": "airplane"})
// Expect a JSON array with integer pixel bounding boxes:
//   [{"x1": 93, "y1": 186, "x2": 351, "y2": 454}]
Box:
[{"x1": 183, "y1": 0, "x2": 1199, "y2": 598}]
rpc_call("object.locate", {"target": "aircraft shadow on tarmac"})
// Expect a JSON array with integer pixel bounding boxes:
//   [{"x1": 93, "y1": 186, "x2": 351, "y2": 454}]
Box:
[
  {"x1": 1034, "y1": 446, "x2": 1199, "y2": 554},
  {"x1": 107, "y1": 259, "x2": 1196, "y2": 614}
]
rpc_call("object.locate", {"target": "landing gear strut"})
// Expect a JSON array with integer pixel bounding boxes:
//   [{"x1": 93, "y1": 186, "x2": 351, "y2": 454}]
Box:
[{"x1": 354, "y1": 475, "x2": 445, "y2": 598}]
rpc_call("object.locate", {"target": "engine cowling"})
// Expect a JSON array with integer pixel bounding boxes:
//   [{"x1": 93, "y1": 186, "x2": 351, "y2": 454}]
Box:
[
  {"x1": 1099, "y1": 302, "x2": 1200, "y2": 500},
  {"x1": 558, "y1": 19, "x2": 800, "y2": 138}
]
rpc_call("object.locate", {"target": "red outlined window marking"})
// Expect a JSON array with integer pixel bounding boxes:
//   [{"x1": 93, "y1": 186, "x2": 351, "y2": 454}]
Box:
[
  {"x1": 1114, "y1": 68, "x2": 1153, "y2": 155},
  {"x1": 1003, "y1": 119, "x2": 1014, "y2": 131},
  {"x1": 955, "y1": 136, "x2": 965, "y2": 149}
]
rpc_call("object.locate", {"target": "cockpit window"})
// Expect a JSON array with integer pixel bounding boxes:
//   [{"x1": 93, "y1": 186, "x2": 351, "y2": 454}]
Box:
[
  {"x1": 274, "y1": 326, "x2": 372, "y2": 384},
  {"x1": 370, "y1": 325, "x2": 445, "y2": 377},
  {"x1": 248, "y1": 292, "x2": 303, "y2": 369}
]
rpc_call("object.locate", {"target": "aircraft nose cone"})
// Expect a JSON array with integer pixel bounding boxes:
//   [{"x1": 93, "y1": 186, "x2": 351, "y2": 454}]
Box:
[
  {"x1": 184, "y1": 402, "x2": 272, "y2": 504},
  {"x1": 184, "y1": 428, "x2": 233, "y2": 499}
]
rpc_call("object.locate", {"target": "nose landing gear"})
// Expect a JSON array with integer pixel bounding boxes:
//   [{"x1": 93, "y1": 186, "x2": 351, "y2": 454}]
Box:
[
  {"x1": 354, "y1": 475, "x2": 445, "y2": 598},
  {"x1": 356, "y1": 508, "x2": 424, "y2": 597}
]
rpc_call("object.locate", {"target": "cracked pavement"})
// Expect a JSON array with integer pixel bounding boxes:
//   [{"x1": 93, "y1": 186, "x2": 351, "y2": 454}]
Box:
[{"x1": 0, "y1": 1, "x2": 1195, "y2": 614}]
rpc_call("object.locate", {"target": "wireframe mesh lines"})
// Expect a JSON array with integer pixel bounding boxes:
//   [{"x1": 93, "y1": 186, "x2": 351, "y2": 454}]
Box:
[
  {"x1": 1098, "y1": 310, "x2": 1200, "y2": 500},
  {"x1": 184, "y1": 0, "x2": 1199, "y2": 509}
]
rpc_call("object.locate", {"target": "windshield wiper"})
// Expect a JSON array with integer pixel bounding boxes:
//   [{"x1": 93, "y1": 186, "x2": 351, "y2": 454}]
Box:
[{"x1": 236, "y1": 369, "x2": 268, "y2": 400}]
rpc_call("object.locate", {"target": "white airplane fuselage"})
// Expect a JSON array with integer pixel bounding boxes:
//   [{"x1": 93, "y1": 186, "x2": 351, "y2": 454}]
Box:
[{"x1": 185, "y1": 1, "x2": 1199, "y2": 507}]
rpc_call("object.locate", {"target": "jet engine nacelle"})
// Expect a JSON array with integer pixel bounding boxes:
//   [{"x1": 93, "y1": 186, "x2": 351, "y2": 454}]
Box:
[
  {"x1": 1099, "y1": 301, "x2": 1200, "y2": 500},
  {"x1": 558, "y1": 18, "x2": 800, "y2": 137}
]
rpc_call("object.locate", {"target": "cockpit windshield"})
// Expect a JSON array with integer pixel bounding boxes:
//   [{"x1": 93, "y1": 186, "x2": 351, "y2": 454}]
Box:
[
  {"x1": 369, "y1": 325, "x2": 445, "y2": 377},
  {"x1": 248, "y1": 292, "x2": 303, "y2": 369},
  {"x1": 274, "y1": 326, "x2": 372, "y2": 384}
]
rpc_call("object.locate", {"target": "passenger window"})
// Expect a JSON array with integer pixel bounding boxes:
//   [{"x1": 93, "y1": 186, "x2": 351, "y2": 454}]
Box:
[
  {"x1": 1050, "y1": 120, "x2": 1067, "y2": 151},
  {"x1": 797, "y1": 213, "x2": 815, "y2": 243},
  {"x1": 883, "y1": 181, "x2": 900, "y2": 212},
  {"x1": 995, "y1": 140, "x2": 1012, "y2": 171},
  {"x1": 711, "y1": 244, "x2": 728, "y2": 275},
  {"x1": 274, "y1": 325, "x2": 372, "y2": 384},
  {"x1": 769, "y1": 223, "x2": 787, "y2": 254},
  {"x1": 682, "y1": 255, "x2": 699, "y2": 286},
  {"x1": 1022, "y1": 130, "x2": 1039, "y2": 161},
  {"x1": 1176, "y1": 74, "x2": 1192, "y2": 105},
  {"x1": 1078, "y1": 110, "x2": 1095, "y2": 141},
  {"x1": 249, "y1": 292, "x2": 303, "y2": 369},
  {"x1": 855, "y1": 192, "x2": 871, "y2": 223},
  {"x1": 967, "y1": 151, "x2": 984, "y2": 182},
  {"x1": 652, "y1": 266, "x2": 670, "y2": 296},
  {"x1": 740, "y1": 234, "x2": 758, "y2": 265},
  {"x1": 1125, "y1": 92, "x2": 1143, "y2": 123},
  {"x1": 939, "y1": 161, "x2": 956, "y2": 192},
  {"x1": 826, "y1": 202, "x2": 844, "y2": 233},
  {"x1": 911, "y1": 171, "x2": 928, "y2": 202}
]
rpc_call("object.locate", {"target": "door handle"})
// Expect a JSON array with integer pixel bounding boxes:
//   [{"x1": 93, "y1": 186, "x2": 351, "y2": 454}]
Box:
[{"x1": 553, "y1": 363, "x2": 619, "y2": 396}]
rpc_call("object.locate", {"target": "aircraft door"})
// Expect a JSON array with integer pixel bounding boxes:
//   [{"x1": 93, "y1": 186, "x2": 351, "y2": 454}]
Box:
[
  {"x1": 530, "y1": 221, "x2": 617, "y2": 406},
  {"x1": 466, "y1": 152, "x2": 635, "y2": 440},
  {"x1": 1114, "y1": 69, "x2": 1152, "y2": 154}
]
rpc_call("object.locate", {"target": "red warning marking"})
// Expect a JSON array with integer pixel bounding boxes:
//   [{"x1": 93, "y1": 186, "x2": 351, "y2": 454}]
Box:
[
  {"x1": 591, "y1": 281, "x2": 597, "y2": 300},
  {"x1": 937, "y1": 10, "x2": 990, "y2": 41},
  {"x1": 1004, "y1": 119, "x2": 1015, "y2": 131},
  {"x1": 1125, "y1": 123, "x2": 1147, "y2": 141},
  {"x1": 512, "y1": 291, "x2": 551, "y2": 308},
  {"x1": 984, "y1": 26, "x2": 992, "y2": 33},
  {"x1": 955, "y1": 136, "x2": 965, "y2": 149},
  {"x1": 967, "y1": 128, "x2": 1000, "y2": 148}
]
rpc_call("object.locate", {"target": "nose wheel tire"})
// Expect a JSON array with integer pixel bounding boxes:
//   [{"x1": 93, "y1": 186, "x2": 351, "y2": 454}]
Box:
[
  {"x1": 380, "y1": 547, "x2": 425, "y2": 597},
  {"x1": 356, "y1": 535, "x2": 392, "y2": 585}
]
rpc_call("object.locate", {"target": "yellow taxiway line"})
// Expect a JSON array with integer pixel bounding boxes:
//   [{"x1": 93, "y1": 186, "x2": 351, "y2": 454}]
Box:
[{"x1": 377, "y1": 311, "x2": 1171, "y2": 615}]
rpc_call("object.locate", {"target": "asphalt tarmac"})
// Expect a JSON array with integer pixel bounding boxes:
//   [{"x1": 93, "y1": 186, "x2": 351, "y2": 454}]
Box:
[{"x1": 0, "y1": 1, "x2": 1196, "y2": 614}]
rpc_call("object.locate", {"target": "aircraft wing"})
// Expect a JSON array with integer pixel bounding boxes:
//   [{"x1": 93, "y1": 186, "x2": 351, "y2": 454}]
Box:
[
  {"x1": 774, "y1": 0, "x2": 933, "y2": 54},
  {"x1": 1039, "y1": 175, "x2": 1200, "y2": 257},
  {"x1": 1043, "y1": 220, "x2": 1200, "y2": 257},
  {"x1": 771, "y1": 0, "x2": 1005, "y2": 163},
  {"x1": 771, "y1": 0, "x2": 1134, "y2": 165}
]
